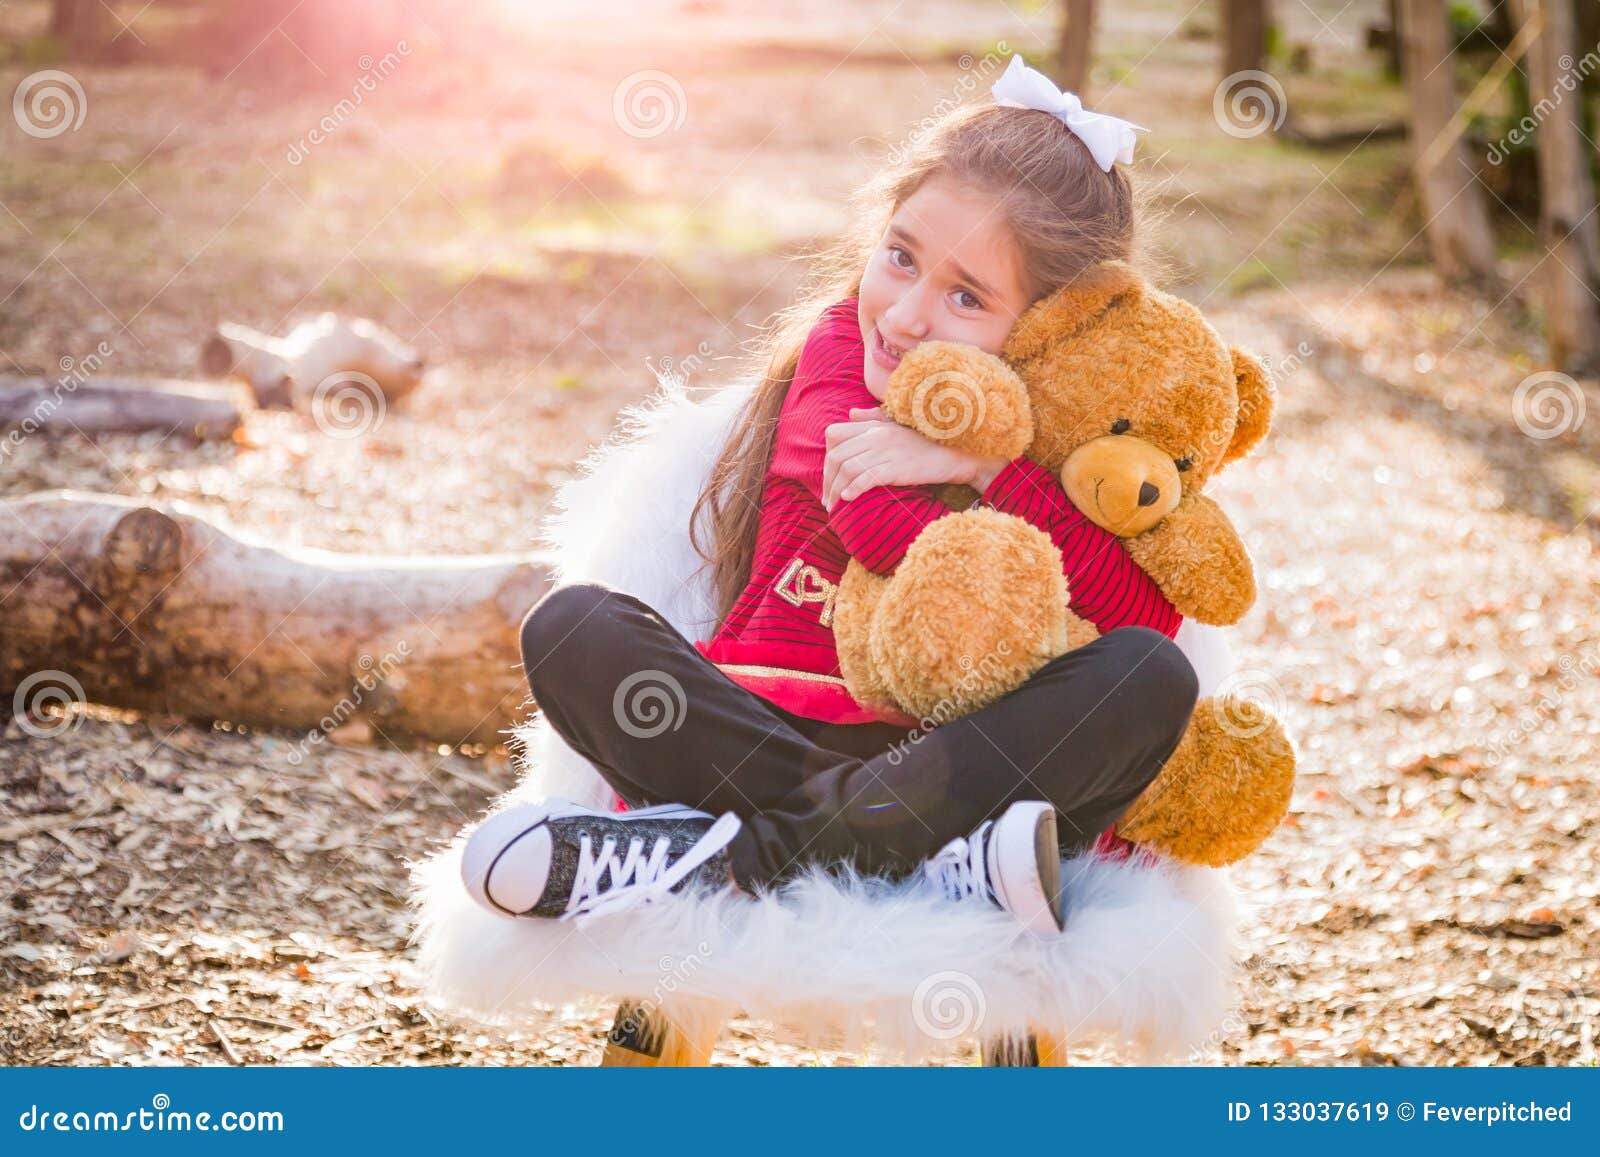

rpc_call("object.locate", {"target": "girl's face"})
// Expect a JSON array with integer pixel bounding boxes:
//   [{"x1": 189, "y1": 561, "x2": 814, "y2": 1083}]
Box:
[{"x1": 857, "y1": 175, "x2": 1034, "y2": 401}]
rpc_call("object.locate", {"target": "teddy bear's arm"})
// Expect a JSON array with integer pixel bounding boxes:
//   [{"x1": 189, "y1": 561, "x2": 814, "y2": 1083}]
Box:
[
  {"x1": 1123, "y1": 493, "x2": 1256, "y2": 625},
  {"x1": 880, "y1": 341, "x2": 1033, "y2": 462}
]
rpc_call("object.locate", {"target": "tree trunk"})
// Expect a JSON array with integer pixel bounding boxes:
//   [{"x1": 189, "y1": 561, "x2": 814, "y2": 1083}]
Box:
[
  {"x1": 0, "y1": 377, "x2": 248, "y2": 439},
  {"x1": 49, "y1": 0, "x2": 104, "y2": 56},
  {"x1": 0, "y1": 492, "x2": 551, "y2": 748},
  {"x1": 1223, "y1": 0, "x2": 1270, "y2": 77},
  {"x1": 1397, "y1": 0, "x2": 1501, "y2": 286},
  {"x1": 1055, "y1": 0, "x2": 1098, "y2": 97},
  {"x1": 1510, "y1": 0, "x2": 1600, "y2": 371}
]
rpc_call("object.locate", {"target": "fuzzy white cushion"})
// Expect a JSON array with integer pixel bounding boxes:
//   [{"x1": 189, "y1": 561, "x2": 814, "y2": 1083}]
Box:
[{"x1": 410, "y1": 376, "x2": 1244, "y2": 1062}]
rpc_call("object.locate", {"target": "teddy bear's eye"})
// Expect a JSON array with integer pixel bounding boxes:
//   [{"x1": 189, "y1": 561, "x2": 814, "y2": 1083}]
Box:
[
  {"x1": 1174, "y1": 457, "x2": 1193, "y2": 473},
  {"x1": 1110, "y1": 417, "x2": 1131, "y2": 435}
]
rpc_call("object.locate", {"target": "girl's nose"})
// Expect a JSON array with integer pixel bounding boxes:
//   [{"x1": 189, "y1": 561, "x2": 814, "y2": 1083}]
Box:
[{"x1": 882, "y1": 299, "x2": 930, "y2": 343}]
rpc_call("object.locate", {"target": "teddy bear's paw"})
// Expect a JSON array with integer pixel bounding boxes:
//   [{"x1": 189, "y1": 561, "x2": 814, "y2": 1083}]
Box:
[
  {"x1": 1124, "y1": 493, "x2": 1257, "y2": 625},
  {"x1": 882, "y1": 341, "x2": 1033, "y2": 461},
  {"x1": 834, "y1": 561, "x2": 903, "y2": 714},
  {"x1": 869, "y1": 509, "x2": 1068, "y2": 721},
  {"x1": 1115, "y1": 697, "x2": 1296, "y2": 867}
]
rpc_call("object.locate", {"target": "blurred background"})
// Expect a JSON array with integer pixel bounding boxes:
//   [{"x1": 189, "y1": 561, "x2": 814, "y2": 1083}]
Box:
[{"x1": 0, "y1": 1, "x2": 1595, "y2": 1067}]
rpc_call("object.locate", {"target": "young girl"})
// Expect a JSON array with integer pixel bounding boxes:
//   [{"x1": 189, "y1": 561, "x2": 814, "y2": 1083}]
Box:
[{"x1": 461, "y1": 57, "x2": 1199, "y2": 936}]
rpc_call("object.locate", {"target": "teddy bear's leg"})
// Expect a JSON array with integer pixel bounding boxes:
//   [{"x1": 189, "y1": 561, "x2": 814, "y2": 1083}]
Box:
[
  {"x1": 982, "y1": 1030, "x2": 1069, "y2": 1066},
  {"x1": 1114, "y1": 697, "x2": 1296, "y2": 866},
  {"x1": 871, "y1": 508, "x2": 1070, "y2": 721},
  {"x1": 834, "y1": 560, "x2": 903, "y2": 715},
  {"x1": 601, "y1": 999, "x2": 723, "y2": 1066}
]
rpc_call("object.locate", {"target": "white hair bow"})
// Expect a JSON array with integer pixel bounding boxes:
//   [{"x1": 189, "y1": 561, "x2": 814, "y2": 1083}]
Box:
[{"x1": 990, "y1": 54, "x2": 1145, "y2": 172}]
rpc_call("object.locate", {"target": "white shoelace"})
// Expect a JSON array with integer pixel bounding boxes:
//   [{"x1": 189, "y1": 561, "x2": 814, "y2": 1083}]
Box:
[
  {"x1": 924, "y1": 821, "x2": 994, "y2": 903},
  {"x1": 563, "y1": 812, "x2": 742, "y2": 923}
]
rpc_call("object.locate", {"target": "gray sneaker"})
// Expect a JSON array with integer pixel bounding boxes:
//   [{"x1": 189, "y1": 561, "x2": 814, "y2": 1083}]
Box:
[{"x1": 461, "y1": 800, "x2": 741, "y2": 922}]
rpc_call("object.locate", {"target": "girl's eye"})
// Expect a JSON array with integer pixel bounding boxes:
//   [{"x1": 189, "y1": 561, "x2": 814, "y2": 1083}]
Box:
[
  {"x1": 888, "y1": 246, "x2": 914, "y2": 271},
  {"x1": 953, "y1": 288, "x2": 983, "y2": 311}
]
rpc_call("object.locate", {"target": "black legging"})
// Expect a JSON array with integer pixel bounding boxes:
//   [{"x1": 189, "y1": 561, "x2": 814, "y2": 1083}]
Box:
[{"x1": 520, "y1": 580, "x2": 1198, "y2": 892}]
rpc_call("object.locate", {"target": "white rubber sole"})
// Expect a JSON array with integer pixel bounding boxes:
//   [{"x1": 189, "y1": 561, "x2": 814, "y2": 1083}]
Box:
[
  {"x1": 986, "y1": 801, "x2": 1065, "y2": 936},
  {"x1": 459, "y1": 798, "x2": 708, "y2": 917}
]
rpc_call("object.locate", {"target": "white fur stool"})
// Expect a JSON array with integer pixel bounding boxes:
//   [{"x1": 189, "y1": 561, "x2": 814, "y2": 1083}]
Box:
[{"x1": 409, "y1": 378, "x2": 1245, "y2": 1065}]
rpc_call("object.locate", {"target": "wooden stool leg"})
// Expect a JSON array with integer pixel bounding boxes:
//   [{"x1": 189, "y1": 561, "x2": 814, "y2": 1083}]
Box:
[
  {"x1": 600, "y1": 999, "x2": 720, "y2": 1067},
  {"x1": 982, "y1": 1030, "x2": 1069, "y2": 1067}
]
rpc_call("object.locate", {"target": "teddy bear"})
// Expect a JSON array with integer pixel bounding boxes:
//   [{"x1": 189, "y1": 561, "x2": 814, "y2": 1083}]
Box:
[{"x1": 832, "y1": 260, "x2": 1294, "y2": 867}]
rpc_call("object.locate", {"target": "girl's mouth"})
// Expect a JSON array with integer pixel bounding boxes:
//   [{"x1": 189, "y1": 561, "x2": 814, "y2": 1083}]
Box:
[{"x1": 870, "y1": 326, "x2": 905, "y2": 370}]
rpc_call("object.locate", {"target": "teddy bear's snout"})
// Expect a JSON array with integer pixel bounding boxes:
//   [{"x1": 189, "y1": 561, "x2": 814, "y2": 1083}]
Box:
[{"x1": 1061, "y1": 434, "x2": 1183, "y2": 536}]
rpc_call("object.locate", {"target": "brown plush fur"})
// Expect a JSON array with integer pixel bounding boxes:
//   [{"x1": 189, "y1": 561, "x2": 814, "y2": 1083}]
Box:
[
  {"x1": 1115, "y1": 697, "x2": 1297, "y2": 867},
  {"x1": 878, "y1": 340, "x2": 1034, "y2": 462},
  {"x1": 867, "y1": 509, "x2": 1069, "y2": 722},
  {"x1": 830, "y1": 261, "x2": 1296, "y2": 866}
]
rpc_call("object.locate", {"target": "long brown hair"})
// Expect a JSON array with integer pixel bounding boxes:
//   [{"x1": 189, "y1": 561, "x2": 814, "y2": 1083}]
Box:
[{"x1": 690, "y1": 101, "x2": 1143, "y2": 629}]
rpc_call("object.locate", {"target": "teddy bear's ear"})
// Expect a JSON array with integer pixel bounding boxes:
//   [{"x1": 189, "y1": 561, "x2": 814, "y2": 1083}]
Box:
[
  {"x1": 1002, "y1": 261, "x2": 1144, "y2": 363},
  {"x1": 1221, "y1": 346, "x2": 1274, "y2": 467}
]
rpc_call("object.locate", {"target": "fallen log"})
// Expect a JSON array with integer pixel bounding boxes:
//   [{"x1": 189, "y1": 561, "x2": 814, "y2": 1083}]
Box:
[
  {"x1": 0, "y1": 492, "x2": 550, "y2": 748},
  {"x1": 0, "y1": 377, "x2": 249, "y2": 440}
]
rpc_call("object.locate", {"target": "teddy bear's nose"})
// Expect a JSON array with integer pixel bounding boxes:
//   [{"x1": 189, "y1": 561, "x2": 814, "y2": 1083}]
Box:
[{"x1": 1137, "y1": 481, "x2": 1160, "y2": 507}]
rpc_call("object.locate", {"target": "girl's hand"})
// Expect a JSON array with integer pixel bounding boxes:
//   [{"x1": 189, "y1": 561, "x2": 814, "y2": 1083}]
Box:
[{"x1": 822, "y1": 407, "x2": 1009, "y2": 510}]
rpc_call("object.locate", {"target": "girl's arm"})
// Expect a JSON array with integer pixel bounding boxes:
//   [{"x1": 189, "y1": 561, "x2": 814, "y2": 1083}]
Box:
[
  {"x1": 983, "y1": 457, "x2": 1183, "y2": 637},
  {"x1": 827, "y1": 409, "x2": 1182, "y2": 637},
  {"x1": 779, "y1": 382, "x2": 957, "y2": 575}
]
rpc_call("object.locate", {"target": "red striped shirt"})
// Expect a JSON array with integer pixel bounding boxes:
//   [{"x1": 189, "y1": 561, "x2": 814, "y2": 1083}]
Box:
[{"x1": 696, "y1": 296, "x2": 1181, "y2": 725}]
